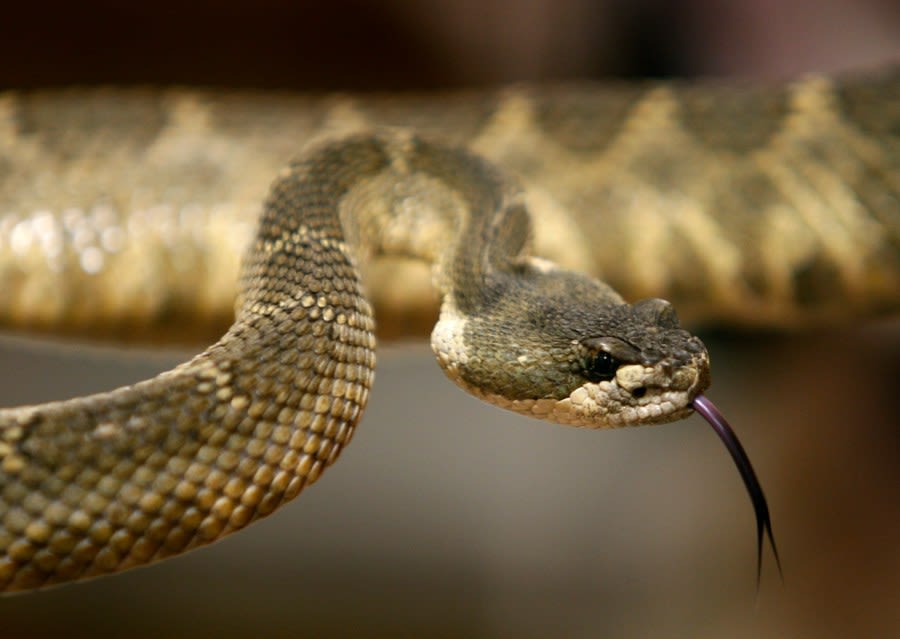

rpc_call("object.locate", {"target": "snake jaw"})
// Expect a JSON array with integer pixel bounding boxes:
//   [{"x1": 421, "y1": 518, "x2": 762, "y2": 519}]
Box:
[
  {"x1": 557, "y1": 349, "x2": 710, "y2": 428},
  {"x1": 451, "y1": 349, "x2": 709, "y2": 429},
  {"x1": 565, "y1": 382, "x2": 694, "y2": 428}
]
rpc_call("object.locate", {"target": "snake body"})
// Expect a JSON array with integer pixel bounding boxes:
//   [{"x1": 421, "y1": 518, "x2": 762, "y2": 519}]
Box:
[
  {"x1": 0, "y1": 67, "x2": 897, "y2": 592},
  {"x1": 1, "y1": 68, "x2": 898, "y2": 338}
]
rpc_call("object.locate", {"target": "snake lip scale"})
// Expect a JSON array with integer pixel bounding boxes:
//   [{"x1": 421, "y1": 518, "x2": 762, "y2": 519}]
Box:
[{"x1": 5, "y1": 65, "x2": 898, "y2": 592}]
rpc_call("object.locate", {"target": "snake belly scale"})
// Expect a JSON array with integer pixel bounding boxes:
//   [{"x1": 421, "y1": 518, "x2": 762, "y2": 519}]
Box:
[{"x1": 0, "y1": 67, "x2": 897, "y2": 592}]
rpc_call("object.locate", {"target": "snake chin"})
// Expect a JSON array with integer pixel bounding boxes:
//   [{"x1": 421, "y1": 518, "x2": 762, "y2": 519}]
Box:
[
  {"x1": 573, "y1": 354, "x2": 711, "y2": 428},
  {"x1": 454, "y1": 383, "x2": 696, "y2": 429},
  {"x1": 561, "y1": 381, "x2": 698, "y2": 428},
  {"x1": 445, "y1": 355, "x2": 707, "y2": 429}
]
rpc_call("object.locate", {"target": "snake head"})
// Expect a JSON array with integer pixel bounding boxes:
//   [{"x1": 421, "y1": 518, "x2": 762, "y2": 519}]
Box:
[
  {"x1": 432, "y1": 261, "x2": 711, "y2": 430},
  {"x1": 546, "y1": 297, "x2": 711, "y2": 428}
]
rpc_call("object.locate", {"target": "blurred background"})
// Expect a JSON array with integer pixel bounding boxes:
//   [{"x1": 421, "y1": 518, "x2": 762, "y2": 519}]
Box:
[{"x1": 0, "y1": 1, "x2": 898, "y2": 637}]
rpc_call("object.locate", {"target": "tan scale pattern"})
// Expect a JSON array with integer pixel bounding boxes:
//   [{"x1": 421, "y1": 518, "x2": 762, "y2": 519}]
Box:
[{"x1": 0, "y1": 137, "x2": 380, "y2": 591}]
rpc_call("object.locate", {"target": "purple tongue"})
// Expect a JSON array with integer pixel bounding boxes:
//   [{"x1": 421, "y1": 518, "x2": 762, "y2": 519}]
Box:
[{"x1": 691, "y1": 394, "x2": 783, "y2": 584}]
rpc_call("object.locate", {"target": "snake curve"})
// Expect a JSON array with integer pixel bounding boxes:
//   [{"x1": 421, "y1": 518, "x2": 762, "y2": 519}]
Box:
[{"x1": 0, "y1": 67, "x2": 898, "y2": 592}]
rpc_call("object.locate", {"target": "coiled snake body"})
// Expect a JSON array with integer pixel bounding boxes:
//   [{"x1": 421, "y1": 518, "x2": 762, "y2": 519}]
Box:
[{"x1": 0, "y1": 67, "x2": 897, "y2": 592}]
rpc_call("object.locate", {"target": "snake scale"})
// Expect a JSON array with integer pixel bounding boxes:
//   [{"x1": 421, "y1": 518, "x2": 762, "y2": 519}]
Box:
[{"x1": 0, "y1": 66, "x2": 897, "y2": 593}]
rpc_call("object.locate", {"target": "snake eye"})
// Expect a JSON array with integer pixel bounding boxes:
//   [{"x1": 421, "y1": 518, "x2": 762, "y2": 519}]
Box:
[{"x1": 584, "y1": 351, "x2": 621, "y2": 383}]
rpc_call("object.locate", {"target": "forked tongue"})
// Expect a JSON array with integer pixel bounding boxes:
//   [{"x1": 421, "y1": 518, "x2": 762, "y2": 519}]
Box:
[{"x1": 692, "y1": 394, "x2": 783, "y2": 585}]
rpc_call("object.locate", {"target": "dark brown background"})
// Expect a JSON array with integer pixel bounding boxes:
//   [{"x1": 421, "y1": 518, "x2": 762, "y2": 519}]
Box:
[{"x1": 0, "y1": 1, "x2": 898, "y2": 637}]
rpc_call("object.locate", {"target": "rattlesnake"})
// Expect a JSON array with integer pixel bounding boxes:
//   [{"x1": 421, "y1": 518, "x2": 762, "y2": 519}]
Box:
[{"x1": 0, "y1": 67, "x2": 896, "y2": 592}]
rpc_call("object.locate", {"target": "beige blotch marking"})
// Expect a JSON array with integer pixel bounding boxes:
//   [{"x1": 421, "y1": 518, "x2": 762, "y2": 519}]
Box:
[
  {"x1": 0, "y1": 94, "x2": 22, "y2": 143},
  {"x1": 758, "y1": 75, "x2": 884, "y2": 294},
  {"x1": 318, "y1": 99, "x2": 372, "y2": 138},
  {"x1": 470, "y1": 91, "x2": 537, "y2": 155}
]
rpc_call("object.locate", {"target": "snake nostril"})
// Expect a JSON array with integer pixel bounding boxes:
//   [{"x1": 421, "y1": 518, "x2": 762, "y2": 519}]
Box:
[{"x1": 632, "y1": 387, "x2": 646, "y2": 399}]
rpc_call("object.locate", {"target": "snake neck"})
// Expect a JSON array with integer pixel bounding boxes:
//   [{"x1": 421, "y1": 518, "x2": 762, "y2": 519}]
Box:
[
  {"x1": 260, "y1": 131, "x2": 712, "y2": 432},
  {"x1": 276, "y1": 133, "x2": 718, "y2": 430},
  {"x1": 210, "y1": 128, "x2": 710, "y2": 431}
]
